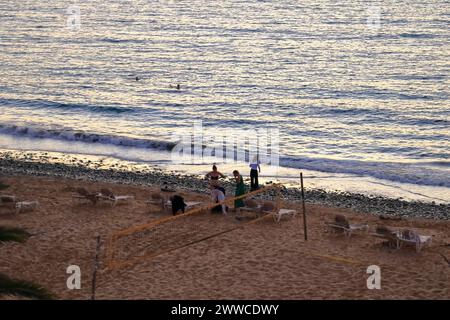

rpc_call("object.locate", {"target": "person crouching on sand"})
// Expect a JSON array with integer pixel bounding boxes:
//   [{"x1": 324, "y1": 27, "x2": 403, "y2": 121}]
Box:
[
  {"x1": 205, "y1": 165, "x2": 225, "y2": 187},
  {"x1": 233, "y1": 170, "x2": 246, "y2": 212},
  {"x1": 210, "y1": 185, "x2": 227, "y2": 215}
]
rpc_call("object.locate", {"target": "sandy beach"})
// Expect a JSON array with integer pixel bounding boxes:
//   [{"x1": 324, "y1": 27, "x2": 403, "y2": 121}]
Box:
[{"x1": 1, "y1": 170, "x2": 449, "y2": 300}]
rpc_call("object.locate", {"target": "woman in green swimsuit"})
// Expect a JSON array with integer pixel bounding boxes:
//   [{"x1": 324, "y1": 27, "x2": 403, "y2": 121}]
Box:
[{"x1": 233, "y1": 170, "x2": 246, "y2": 210}]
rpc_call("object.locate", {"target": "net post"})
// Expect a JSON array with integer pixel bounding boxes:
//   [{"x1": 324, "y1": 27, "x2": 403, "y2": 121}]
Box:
[{"x1": 300, "y1": 172, "x2": 308, "y2": 241}]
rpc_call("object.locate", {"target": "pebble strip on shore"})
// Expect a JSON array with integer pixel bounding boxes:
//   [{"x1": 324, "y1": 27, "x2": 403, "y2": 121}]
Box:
[{"x1": 0, "y1": 151, "x2": 448, "y2": 220}]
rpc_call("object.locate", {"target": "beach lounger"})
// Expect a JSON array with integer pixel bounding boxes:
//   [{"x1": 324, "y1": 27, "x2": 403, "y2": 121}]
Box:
[
  {"x1": 72, "y1": 188, "x2": 99, "y2": 205},
  {"x1": 186, "y1": 201, "x2": 203, "y2": 210},
  {"x1": 0, "y1": 195, "x2": 16, "y2": 202},
  {"x1": 146, "y1": 193, "x2": 166, "y2": 210},
  {"x1": 15, "y1": 201, "x2": 39, "y2": 214},
  {"x1": 0, "y1": 195, "x2": 17, "y2": 214},
  {"x1": 97, "y1": 188, "x2": 134, "y2": 207},
  {"x1": 161, "y1": 198, "x2": 203, "y2": 215},
  {"x1": 239, "y1": 199, "x2": 262, "y2": 213},
  {"x1": 373, "y1": 227, "x2": 432, "y2": 252},
  {"x1": 260, "y1": 201, "x2": 297, "y2": 222},
  {"x1": 235, "y1": 199, "x2": 262, "y2": 220},
  {"x1": 164, "y1": 200, "x2": 203, "y2": 211},
  {"x1": 397, "y1": 230, "x2": 432, "y2": 253},
  {"x1": 373, "y1": 226, "x2": 401, "y2": 249},
  {"x1": 273, "y1": 208, "x2": 298, "y2": 222},
  {"x1": 327, "y1": 215, "x2": 369, "y2": 237},
  {"x1": 0, "y1": 195, "x2": 39, "y2": 214},
  {"x1": 0, "y1": 195, "x2": 16, "y2": 207}
]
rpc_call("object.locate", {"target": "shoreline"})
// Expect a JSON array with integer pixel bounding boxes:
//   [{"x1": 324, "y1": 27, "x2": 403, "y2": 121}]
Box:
[{"x1": 1, "y1": 151, "x2": 448, "y2": 220}]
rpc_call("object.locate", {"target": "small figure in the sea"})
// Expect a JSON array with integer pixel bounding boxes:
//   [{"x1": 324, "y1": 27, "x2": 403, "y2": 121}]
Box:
[
  {"x1": 135, "y1": 76, "x2": 139, "y2": 81},
  {"x1": 176, "y1": 84, "x2": 180, "y2": 90},
  {"x1": 233, "y1": 170, "x2": 246, "y2": 212},
  {"x1": 249, "y1": 155, "x2": 261, "y2": 191},
  {"x1": 205, "y1": 165, "x2": 225, "y2": 187}
]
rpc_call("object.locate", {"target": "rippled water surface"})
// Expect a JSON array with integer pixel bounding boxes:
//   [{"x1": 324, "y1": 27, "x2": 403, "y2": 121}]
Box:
[{"x1": 0, "y1": 1, "x2": 449, "y2": 198}]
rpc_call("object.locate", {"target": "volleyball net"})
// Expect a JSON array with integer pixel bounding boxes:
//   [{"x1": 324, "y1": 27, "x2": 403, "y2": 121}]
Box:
[{"x1": 104, "y1": 183, "x2": 283, "y2": 271}]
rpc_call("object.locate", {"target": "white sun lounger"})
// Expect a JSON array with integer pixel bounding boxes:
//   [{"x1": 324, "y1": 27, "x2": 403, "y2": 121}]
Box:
[
  {"x1": 0, "y1": 195, "x2": 16, "y2": 203},
  {"x1": 240, "y1": 199, "x2": 262, "y2": 214},
  {"x1": 1, "y1": 195, "x2": 38, "y2": 214},
  {"x1": 98, "y1": 194, "x2": 134, "y2": 207},
  {"x1": 146, "y1": 198, "x2": 165, "y2": 205},
  {"x1": 186, "y1": 201, "x2": 203, "y2": 210},
  {"x1": 259, "y1": 201, "x2": 297, "y2": 222},
  {"x1": 327, "y1": 223, "x2": 369, "y2": 237},
  {"x1": 71, "y1": 188, "x2": 100, "y2": 205},
  {"x1": 397, "y1": 231, "x2": 433, "y2": 253},
  {"x1": 163, "y1": 201, "x2": 203, "y2": 212},
  {"x1": 15, "y1": 201, "x2": 39, "y2": 214},
  {"x1": 97, "y1": 189, "x2": 134, "y2": 207},
  {"x1": 146, "y1": 193, "x2": 167, "y2": 210},
  {"x1": 272, "y1": 208, "x2": 297, "y2": 222}
]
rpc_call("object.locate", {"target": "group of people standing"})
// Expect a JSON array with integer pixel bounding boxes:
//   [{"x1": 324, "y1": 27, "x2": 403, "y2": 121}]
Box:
[{"x1": 205, "y1": 158, "x2": 261, "y2": 215}]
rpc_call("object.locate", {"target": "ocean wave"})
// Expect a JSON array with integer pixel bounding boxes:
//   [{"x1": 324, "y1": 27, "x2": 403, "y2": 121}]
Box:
[
  {"x1": 99, "y1": 38, "x2": 146, "y2": 44},
  {"x1": 0, "y1": 98, "x2": 137, "y2": 115},
  {"x1": 0, "y1": 124, "x2": 175, "y2": 151},
  {"x1": 278, "y1": 156, "x2": 450, "y2": 188},
  {"x1": 398, "y1": 33, "x2": 436, "y2": 39},
  {"x1": 0, "y1": 123, "x2": 448, "y2": 189}
]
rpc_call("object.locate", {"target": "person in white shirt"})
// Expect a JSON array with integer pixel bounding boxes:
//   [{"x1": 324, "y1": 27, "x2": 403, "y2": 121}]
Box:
[
  {"x1": 249, "y1": 156, "x2": 261, "y2": 191},
  {"x1": 210, "y1": 185, "x2": 227, "y2": 214}
]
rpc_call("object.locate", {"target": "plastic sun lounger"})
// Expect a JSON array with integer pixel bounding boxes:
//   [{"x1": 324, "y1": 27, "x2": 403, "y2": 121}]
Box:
[
  {"x1": 250, "y1": 201, "x2": 297, "y2": 222},
  {"x1": 327, "y1": 223, "x2": 369, "y2": 237},
  {"x1": 72, "y1": 194, "x2": 94, "y2": 204},
  {"x1": 146, "y1": 198, "x2": 165, "y2": 207},
  {"x1": 15, "y1": 201, "x2": 39, "y2": 214},
  {"x1": 0, "y1": 195, "x2": 39, "y2": 214},
  {"x1": 0, "y1": 195, "x2": 16, "y2": 210},
  {"x1": 152, "y1": 200, "x2": 172, "y2": 213},
  {"x1": 259, "y1": 202, "x2": 297, "y2": 222},
  {"x1": 0, "y1": 195, "x2": 16, "y2": 203},
  {"x1": 272, "y1": 208, "x2": 297, "y2": 222},
  {"x1": 371, "y1": 228, "x2": 402, "y2": 250},
  {"x1": 146, "y1": 193, "x2": 167, "y2": 209},
  {"x1": 163, "y1": 200, "x2": 204, "y2": 212},
  {"x1": 1, "y1": 196, "x2": 38, "y2": 214},
  {"x1": 239, "y1": 199, "x2": 262, "y2": 214},
  {"x1": 72, "y1": 188, "x2": 99, "y2": 205},
  {"x1": 240, "y1": 205, "x2": 262, "y2": 211},
  {"x1": 98, "y1": 194, "x2": 134, "y2": 207},
  {"x1": 185, "y1": 201, "x2": 203, "y2": 208},
  {"x1": 97, "y1": 189, "x2": 134, "y2": 207},
  {"x1": 397, "y1": 231, "x2": 433, "y2": 253}
]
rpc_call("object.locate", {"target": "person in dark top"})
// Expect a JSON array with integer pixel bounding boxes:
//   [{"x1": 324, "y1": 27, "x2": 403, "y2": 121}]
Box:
[
  {"x1": 170, "y1": 195, "x2": 186, "y2": 215},
  {"x1": 205, "y1": 165, "x2": 225, "y2": 187},
  {"x1": 233, "y1": 170, "x2": 246, "y2": 210}
]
